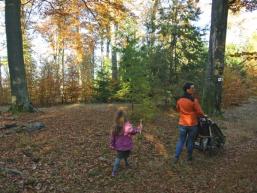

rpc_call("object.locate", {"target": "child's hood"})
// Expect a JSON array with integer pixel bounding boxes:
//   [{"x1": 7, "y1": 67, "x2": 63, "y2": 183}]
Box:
[{"x1": 124, "y1": 121, "x2": 133, "y2": 135}]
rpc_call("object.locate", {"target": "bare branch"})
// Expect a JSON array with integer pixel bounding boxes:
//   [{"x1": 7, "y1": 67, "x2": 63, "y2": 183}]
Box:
[{"x1": 81, "y1": 0, "x2": 103, "y2": 28}]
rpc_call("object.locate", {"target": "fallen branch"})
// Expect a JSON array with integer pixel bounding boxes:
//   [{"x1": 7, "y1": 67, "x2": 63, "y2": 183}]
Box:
[
  {"x1": 0, "y1": 167, "x2": 23, "y2": 176},
  {"x1": 1, "y1": 122, "x2": 45, "y2": 135}
]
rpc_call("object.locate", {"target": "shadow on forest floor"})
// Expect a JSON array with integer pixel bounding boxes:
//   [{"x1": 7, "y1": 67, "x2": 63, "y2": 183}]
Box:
[{"x1": 0, "y1": 98, "x2": 257, "y2": 193}]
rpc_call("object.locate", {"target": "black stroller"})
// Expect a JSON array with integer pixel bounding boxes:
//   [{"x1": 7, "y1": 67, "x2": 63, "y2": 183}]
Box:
[{"x1": 194, "y1": 116, "x2": 226, "y2": 154}]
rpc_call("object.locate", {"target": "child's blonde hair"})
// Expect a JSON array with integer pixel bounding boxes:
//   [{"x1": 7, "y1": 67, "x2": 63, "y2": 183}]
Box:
[{"x1": 112, "y1": 110, "x2": 128, "y2": 135}]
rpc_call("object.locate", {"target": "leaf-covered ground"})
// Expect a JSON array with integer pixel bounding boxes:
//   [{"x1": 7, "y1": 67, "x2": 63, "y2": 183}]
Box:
[{"x1": 0, "y1": 99, "x2": 257, "y2": 193}]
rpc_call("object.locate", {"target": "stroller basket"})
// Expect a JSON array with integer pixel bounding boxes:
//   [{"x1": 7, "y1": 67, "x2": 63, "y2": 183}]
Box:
[{"x1": 194, "y1": 117, "x2": 226, "y2": 152}]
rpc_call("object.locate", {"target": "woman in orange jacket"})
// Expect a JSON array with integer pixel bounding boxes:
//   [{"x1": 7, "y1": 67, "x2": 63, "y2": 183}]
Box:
[{"x1": 174, "y1": 82, "x2": 204, "y2": 163}]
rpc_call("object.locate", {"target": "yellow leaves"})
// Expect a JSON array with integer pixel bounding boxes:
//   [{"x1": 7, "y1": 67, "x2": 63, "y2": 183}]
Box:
[
  {"x1": 143, "y1": 133, "x2": 169, "y2": 158},
  {"x1": 222, "y1": 67, "x2": 249, "y2": 108},
  {"x1": 36, "y1": 0, "x2": 130, "y2": 66},
  {"x1": 245, "y1": 61, "x2": 257, "y2": 96},
  {"x1": 85, "y1": 0, "x2": 128, "y2": 25}
]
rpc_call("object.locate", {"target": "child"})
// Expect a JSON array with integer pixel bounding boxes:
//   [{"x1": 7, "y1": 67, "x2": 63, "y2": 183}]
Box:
[{"x1": 110, "y1": 110, "x2": 143, "y2": 176}]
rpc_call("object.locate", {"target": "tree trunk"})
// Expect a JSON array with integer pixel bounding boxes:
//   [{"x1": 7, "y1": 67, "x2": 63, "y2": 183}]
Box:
[
  {"x1": 106, "y1": 39, "x2": 110, "y2": 58},
  {"x1": 101, "y1": 38, "x2": 104, "y2": 69},
  {"x1": 21, "y1": 5, "x2": 36, "y2": 103},
  {"x1": 149, "y1": 0, "x2": 160, "y2": 47},
  {"x1": 0, "y1": 60, "x2": 2, "y2": 103},
  {"x1": 169, "y1": 1, "x2": 178, "y2": 85},
  {"x1": 202, "y1": 0, "x2": 229, "y2": 114},
  {"x1": 91, "y1": 45, "x2": 95, "y2": 79},
  {"x1": 5, "y1": 0, "x2": 33, "y2": 112},
  {"x1": 61, "y1": 43, "x2": 65, "y2": 104},
  {"x1": 106, "y1": 23, "x2": 111, "y2": 59},
  {"x1": 112, "y1": 24, "x2": 118, "y2": 81}
]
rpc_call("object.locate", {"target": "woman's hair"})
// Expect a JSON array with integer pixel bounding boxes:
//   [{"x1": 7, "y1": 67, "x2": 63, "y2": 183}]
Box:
[
  {"x1": 183, "y1": 82, "x2": 194, "y2": 92},
  {"x1": 112, "y1": 110, "x2": 127, "y2": 135}
]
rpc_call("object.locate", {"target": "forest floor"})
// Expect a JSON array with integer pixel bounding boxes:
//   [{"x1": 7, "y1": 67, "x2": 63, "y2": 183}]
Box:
[{"x1": 0, "y1": 98, "x2": 257, "y2": 193}]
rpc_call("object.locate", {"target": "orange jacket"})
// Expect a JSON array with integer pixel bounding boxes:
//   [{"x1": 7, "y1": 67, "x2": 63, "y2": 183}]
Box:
[{"x1": 176, "y1": 98, "x2": 204, "y2": 126}]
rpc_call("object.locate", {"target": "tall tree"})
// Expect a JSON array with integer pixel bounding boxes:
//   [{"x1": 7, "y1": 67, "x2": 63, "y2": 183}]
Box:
[
  {"x1": 21, "y1": 0, "x2": 38, "y2": 104},
  {"x1": 148, "y1": 0, "x2": 205, "y2": 105},
  {"x1": 148, "y1": 0, "x2": 160, "y2": 46},
  {"x1": 202, "y1": 0, "x2": 229, "y2": 114},
  {"x1": 5, "y1": 0, "x2": 33, "y2": 111},
  {"x1": 202, "y1": 0, "x2": 257, "y2": 114}
]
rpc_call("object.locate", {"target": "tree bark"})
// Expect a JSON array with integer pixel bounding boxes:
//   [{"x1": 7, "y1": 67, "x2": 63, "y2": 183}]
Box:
[
  {"x1": 112, "y1": 24, "x2": 118, "y2": 81},
  {"x1": 203, "y1": 0, "x2": 229, "y2": 114},
  {"x1": 5, "y1": 0, "x2": 33, "y2": 112},
  {"x1": 149, "y1": 0, "x2": 160, "y2": 47},
  {"x1": 61, "y1": 42, "x2": 65, "y2": 104},
  {"x1": 106, "y1": 30, "x2": 111, "y2": 59},
  {"x1": 0, "y1": 60, "x2": 3, "y2": 103},
  {"x1": 100, "y1": 37, "x2": 104, "y2": 69},
  {"x1": 169, "y1": 1, "x2": 178, "y2": 85},
  {"x1": 91, "y1": 45, "x2": 95, "y2": 79}
]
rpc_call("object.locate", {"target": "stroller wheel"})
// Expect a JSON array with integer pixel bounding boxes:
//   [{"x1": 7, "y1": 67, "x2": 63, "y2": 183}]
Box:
[{"x1": 207, "y1": 147, "x2": 218, "y2": 156}]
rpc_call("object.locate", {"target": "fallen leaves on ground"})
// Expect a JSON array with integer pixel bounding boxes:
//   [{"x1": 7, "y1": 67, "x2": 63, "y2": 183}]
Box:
[{"x1": 0, "y1": 100, "x2": 257, "y2": 193}]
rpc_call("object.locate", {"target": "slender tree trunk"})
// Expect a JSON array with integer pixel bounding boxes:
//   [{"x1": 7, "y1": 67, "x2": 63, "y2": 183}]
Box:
[
  {"x1": 78, "y1": 63, "x2": 82, "y2": 87},
  {"x1": 107, "y1": 40, "x2": 110, "y2": 58},
  {"x1": 61, "y1": 42, "x2": 65, "y2": 104},
  {"x1": 149, "y1": 0, "x2": 160, "y2": 47},
  {"x1": 21, "y1": 7, "x2": 34, "y2": 103},
  {"x1": 91, "y1": 45, "x2": 95, "y2": 79},
  {"x1": 0, "y1": 60, "x2": 3, "y2": 103},
  {"x1": 5, "y1": 0, "x2": 33, "y2": 112},
  {"x1": 106, "y1": 33, "x2": 111, "y2": 58},
  {"x1": 73, "y1": 25, "x2": 83, "y2": 88},
  {"x1": 203, "y1": 0, "x2": 229, "y2": 114},
  {"x1": 101, "y1": 38, "x2": 104, "y2": 69},
  {"x1": 112, "y1": 24, "x2": 118, "y2": 81},
  {"x1": 111, "y1": 49, "x2": 118, "y2": 81},
  {"x1": 169, "y1": 2, "x2": 178, "y2": 85}
]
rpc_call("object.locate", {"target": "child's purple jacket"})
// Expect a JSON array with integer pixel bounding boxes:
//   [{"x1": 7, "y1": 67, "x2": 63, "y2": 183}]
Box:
[{"x1": 110, "y1": 121, "x2": 140, "y2": 151}]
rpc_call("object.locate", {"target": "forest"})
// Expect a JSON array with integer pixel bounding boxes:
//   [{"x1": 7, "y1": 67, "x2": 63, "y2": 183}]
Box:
[{"x1": 0, "y1": 0, "x2": 257, "y2": 192}]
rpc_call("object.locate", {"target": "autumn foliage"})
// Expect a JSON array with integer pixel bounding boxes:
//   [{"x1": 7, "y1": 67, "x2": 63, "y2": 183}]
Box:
[{"x1": 0, "y1": 0, "x2": 256, "y2": 112}]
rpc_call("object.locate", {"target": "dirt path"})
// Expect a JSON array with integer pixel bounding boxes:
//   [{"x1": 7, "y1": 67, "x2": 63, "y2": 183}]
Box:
[{"x1": 0, "y1": 100, "x2": 256, "y2": 193}]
